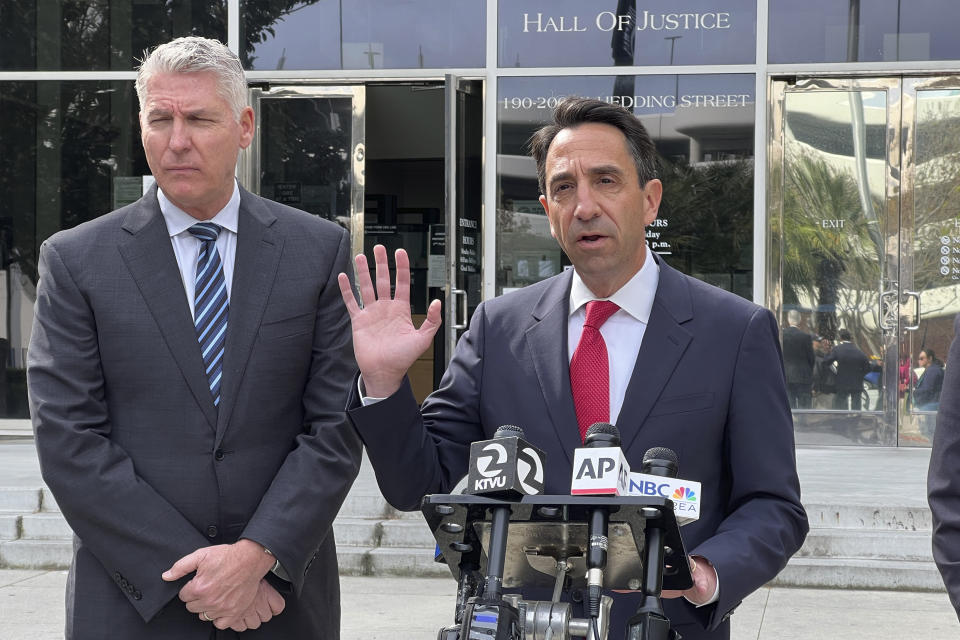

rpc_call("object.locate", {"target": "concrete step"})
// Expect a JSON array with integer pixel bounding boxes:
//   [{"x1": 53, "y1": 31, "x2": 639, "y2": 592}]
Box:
[
  {"x1": 334, "y1": 518, "x2": 381, "y2": 548},
  {"x1": 0, "y1": 514, "x2": 19, "y2": 540},
  {"x1": 775, "y1": 557, "x2": 943, "y2": 591},
  {"x1": 333, "y1": 517, "x2": 436, "y2": 548},
  {"x1": 798, "y1": 528, "x2": 933, "y2": 562},
  {"x1": 20, "y1": 512, "x2": 73, "y2": 540},
  {"x1": 0, "y1": 487, "x2": 41, "y2": 512},
  {"x1": 368, "y1": 547, "x2": 450, "y2": 579},
  {"x1": 379, "y1": 519, "x2": 436, "y2": 548},
  {"x1": 335, "y1": 546, "x2": 447, "y2": 579},
  {"x1": 41, "y1": 488, "x2": 60, "y2": 513},
  {"x1": 805, "y1": 502, "x2": 931, "y2": 531},
  {"x1": 0, "y1": 539, "x2": 72, "y2": 570}
]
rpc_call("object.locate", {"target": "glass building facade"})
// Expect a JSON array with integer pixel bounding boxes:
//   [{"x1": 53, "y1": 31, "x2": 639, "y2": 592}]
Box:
[{"x1": 3, "y1": 0, "x2": 959, "y2": 447}]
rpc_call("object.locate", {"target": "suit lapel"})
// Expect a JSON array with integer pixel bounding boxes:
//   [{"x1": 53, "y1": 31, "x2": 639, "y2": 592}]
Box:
[
  {"x1": 527, "y1": 271, "x2": 582, "y2": 467},
  {"x1": 619, "y1": 257, "x2": 694, "y2": 453},
  {"x1": 215, "y1": 189, "x2": 282, "y2": 442},
  {"x1": 117, "y1": 188, "x2": 218, "y2": 431}
]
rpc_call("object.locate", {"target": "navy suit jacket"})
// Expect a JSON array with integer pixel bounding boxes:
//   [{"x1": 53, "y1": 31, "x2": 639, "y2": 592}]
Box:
[
  {"x1": 929, "y1": 315, "x2": 960, "y2": 617},
  {"x1": 349, "y1": 256, "x2": 807, "y2": 640}
]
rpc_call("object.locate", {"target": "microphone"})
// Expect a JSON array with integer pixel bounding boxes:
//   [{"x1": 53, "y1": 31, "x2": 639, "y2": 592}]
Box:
[
  {"x1": 626, "y1": 446, "x2": 684, "y2": 640},
  {"x1": 570, "y1": 422, "x2": 631, "y2": 495},
  {"x1": 628, "y1": 446, "x2": 702, "y2": 525},
  {"x1": 571, "y1": 422, "x2": 629, "y2": 628},
  {"x1": 465, "y1": 424, "x2": 545, "y2": 498},
  {"x1": 642, "y1": 447, "x2": 678, "y2": 478}
]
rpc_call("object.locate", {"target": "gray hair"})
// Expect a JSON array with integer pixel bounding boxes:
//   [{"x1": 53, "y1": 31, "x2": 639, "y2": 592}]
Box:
[
  {"x1": 136, "y1": 37, "x2": 247, "y2": 120},
  {"x1": 787, "y1": 309, "x2": 801, "y2": 326}
]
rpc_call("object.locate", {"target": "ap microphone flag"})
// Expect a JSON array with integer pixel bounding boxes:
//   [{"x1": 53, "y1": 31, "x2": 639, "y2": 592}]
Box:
[{"x1": 570, "y1": 422, "x2": 631, "y2": 496}]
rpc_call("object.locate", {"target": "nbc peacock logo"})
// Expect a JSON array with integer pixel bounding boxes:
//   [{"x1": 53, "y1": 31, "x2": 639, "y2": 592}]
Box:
[{"x1": 672, "y1": 486, "x2": 697, "y2": 502}]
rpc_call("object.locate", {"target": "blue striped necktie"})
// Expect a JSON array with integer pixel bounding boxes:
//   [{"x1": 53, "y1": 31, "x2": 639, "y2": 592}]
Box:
[{"x1": 189, "y1": 223, "x2": 229, "y2": 408}]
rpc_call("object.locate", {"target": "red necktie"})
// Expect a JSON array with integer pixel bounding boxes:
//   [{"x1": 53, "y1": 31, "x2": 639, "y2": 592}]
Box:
[{"x1": 570, "y1": 300, "x2": 620, "y2": 441}]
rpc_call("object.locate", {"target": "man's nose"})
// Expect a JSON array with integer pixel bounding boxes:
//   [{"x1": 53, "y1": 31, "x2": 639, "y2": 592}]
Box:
[
  {"x1": 168, "y1": 119, "x2": 191, "y2": 152},
  {"x1": 573, "y1": 184, "x2": 601, "y2": 220}
]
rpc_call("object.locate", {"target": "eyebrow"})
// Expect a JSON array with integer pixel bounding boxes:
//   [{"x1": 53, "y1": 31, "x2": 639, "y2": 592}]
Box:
[
  {"x1": 547, "y1": 165, "x2": 623, "y2": 191},
  {"x1": 144, "y1": 107, "x2": 215, "y2": 119}
]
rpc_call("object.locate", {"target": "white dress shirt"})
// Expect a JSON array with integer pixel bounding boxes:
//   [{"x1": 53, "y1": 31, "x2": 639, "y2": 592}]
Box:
[
  {"x1": 567, "y1": 247, "x2": 659, "y2": 427},
  {"x1": 158, "y1": 182, "x2": 240, "y2": 317}
]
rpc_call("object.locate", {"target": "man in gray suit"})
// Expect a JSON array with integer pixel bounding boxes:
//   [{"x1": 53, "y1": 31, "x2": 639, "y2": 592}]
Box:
[{"x1": 27, "y1": 37, "x2": 361, "y2": 638}]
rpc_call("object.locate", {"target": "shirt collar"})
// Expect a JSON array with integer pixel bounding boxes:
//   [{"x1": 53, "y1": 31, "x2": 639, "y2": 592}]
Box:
[
  {"x1": 569, "y1": 246, "x2": 660, "y2": 323},
  {"x1": 158, "y1": 180, "x2": 240, "y2": 238}
]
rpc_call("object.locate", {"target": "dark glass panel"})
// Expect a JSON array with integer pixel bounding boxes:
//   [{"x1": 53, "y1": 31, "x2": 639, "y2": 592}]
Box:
[
  {"x1": 769, "y1": 0, "x2": 960, "y2": 64},
  {"x1": 242, "y1": 0, "x2": 485, "y2": 70},
  {"x1": 0, "y1": 81, "x2": 147, "y2": 416},
  {"x1": 496, "y1": 75, "x2": 754, "y2": 299},
  {"x1": 0, "y1": 0, "x2": 226, "y2": 71}
]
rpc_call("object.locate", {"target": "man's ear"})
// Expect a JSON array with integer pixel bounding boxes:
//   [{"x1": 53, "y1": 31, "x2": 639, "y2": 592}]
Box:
[
  {"x1": 539, "y1": 195, "x2": 558, "y2": 239},
  {"x1": 642, "y1": 179, "x2": 663, "y2": 226}
]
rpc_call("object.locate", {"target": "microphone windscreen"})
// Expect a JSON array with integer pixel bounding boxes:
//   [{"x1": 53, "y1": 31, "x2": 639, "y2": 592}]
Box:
[
  {"x1": 642, "y1": 446, "x2": 678, "y2": 465},
  {"x1": 495, "y1": 424, "x2": 524, "y2": 439},
  {"x1": 584, "y1": 422, "x2": 621, "y2": 447},
  {"x1": 641, "y1": 446, "x2": 679, "y2": 478}
]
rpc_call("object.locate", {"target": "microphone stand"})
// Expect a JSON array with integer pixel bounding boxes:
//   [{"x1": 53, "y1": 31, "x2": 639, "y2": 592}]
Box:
[{"x1": 625, "y1": 507, "x2": 680, "y2": 640}]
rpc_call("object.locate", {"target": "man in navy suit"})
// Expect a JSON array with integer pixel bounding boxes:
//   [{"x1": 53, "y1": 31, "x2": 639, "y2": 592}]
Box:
[{"x1": 338, "y1": 97, "x2": 807, "y2": 640}]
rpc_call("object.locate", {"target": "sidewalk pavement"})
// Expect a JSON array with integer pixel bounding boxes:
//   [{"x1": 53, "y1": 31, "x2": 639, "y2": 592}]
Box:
[{"x1": 2, "y1": 570, "x2": 957, "y2": 639}]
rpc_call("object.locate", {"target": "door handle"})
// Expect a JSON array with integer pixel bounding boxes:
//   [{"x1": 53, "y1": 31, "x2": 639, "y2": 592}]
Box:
[
  {"x1": 902, "y1": 291, "x2": 921, "y2": 330},
  {"x1": 451, "y1": 289, "x2": 468, "y2": 330},
  {"x1": 879, "y1": 289, "x2": 899, "y2": 331}
]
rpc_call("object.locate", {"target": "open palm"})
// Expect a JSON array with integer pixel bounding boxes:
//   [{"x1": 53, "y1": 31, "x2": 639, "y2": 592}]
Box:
[{"x1": 338, "y1": 245, "x2": 442, "y2": 398}]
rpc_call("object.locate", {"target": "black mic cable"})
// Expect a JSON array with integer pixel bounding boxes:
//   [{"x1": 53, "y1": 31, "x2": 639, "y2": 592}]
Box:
[{"x1": 581, "y1": 422, "x2": 621, "y2": 636}]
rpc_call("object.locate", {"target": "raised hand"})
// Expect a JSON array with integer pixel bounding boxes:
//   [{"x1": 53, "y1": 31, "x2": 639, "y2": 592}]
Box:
[{"x1": 338, "y1": 244, "x2": 442, "y2": 398}]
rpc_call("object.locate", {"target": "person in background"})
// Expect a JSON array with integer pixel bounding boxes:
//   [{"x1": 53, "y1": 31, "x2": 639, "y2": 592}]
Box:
[
  {"x1": 782, "y1": 309, "x2": 815, "y2": 409},
  {"x1": 27, "y1": 36, "x2": 361, "y2": 639},
  {"x1": 813, "y1": 335, "x2": 837, "y2": 409},
  {"x1": 827, "y1": 329, "x2": 871, "y2": 411},
  {"x1": 914, "y1": 348, "x2": 944, "y2": 411}
]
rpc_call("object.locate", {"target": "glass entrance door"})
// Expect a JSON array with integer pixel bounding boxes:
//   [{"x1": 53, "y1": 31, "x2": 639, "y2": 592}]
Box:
[
  {"x1": 444, "y1": 75, "x2": 484, "y2": 361},
  {"x1": 769, "y1": 76, "x2": 960, "y2": 446},
  {"x1": 898, "y1": 78, "x2": 960, "y2": 445},
  {"x1": 240, "y1": 85, "x2": 365, "y2": 260}
]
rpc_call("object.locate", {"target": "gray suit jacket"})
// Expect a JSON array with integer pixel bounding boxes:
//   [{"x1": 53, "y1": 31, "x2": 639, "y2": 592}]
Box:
[{"x1": 27, "y1": 185, "x2": 362, "y2": 639}]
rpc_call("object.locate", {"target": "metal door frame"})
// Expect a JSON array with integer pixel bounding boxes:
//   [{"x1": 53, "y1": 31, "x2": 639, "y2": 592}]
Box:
[
  {"x1": 238, "y1": 85, "x2": 366, "y2": 261},
  {"x1": 768, "y1": 76, "x2": 901, "y2": 445},
  {"x1": 444, "y1": 74, "x2": 485, "y2": 364}
]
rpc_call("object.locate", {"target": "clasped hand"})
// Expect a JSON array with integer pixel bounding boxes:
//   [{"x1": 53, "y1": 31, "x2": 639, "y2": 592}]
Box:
[
  {"x1": 162, "y1": 539, "x2": 285, "y2": 631},
  {"x1": 337, "y1": 244, "x2": 442, "y2": 398}
]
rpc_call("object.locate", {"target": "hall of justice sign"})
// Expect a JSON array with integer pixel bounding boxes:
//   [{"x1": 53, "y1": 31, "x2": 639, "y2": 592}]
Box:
[{"x1": 522, "y1": 10, "x2": 731, "y2": 33}]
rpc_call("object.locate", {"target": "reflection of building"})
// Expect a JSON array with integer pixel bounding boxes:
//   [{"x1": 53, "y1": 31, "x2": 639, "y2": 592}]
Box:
[{"x1": 4, "y1": 1, "x2": 960, "y2": 447}]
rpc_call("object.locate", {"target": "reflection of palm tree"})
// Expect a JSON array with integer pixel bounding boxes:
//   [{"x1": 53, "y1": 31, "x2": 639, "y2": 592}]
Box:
[{"x1": 782, "y1": 153, "x2": 883, "y2": 351}]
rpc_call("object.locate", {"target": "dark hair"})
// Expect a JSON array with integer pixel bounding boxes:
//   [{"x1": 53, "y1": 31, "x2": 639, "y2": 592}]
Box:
[
  {"x1": 839, "y1": 329, "x2": 852, "y2": 341},
  {"x1": 921, "y1": 348, "x2": 937, "y2": 363},
  {"x1": 527, "y1": 96, "x2": 658, "y2": 196}
]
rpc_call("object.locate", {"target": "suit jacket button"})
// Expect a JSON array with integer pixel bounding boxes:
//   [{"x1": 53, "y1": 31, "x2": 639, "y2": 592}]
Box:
[
  {"x1": 133, "y1": 591, "x2": 142, "y2": 600},
  {"x1": 214, "y1": 449, "x2": 224, "y2": 461},
  {"x1": 206, "y1": 525, "x2": 219, "y2": 538},
  {"x1": 114, "y1": 572, "x2": 122, "y2": 583}
]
